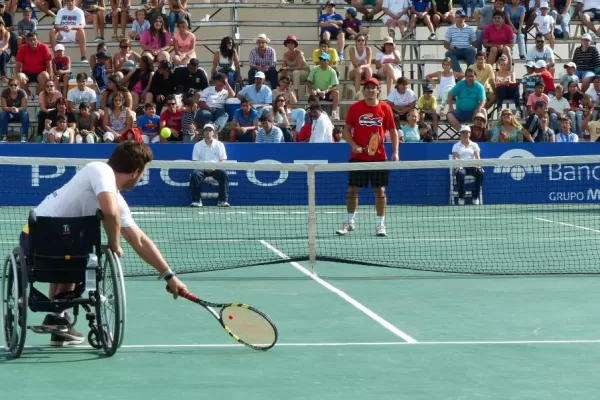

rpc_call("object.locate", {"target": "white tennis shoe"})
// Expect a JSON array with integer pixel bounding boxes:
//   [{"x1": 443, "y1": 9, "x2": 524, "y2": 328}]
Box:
[
  {"x1": 472, "y1": 198, "x2": 480, "y2": 205},
  {"x1": 376, "y1": 225, "x2": 387, "y2": 237},
  {"x1": 190, "y1": 201, "x2": 203, "y2": 207},
  {"x1": 336, "y1": 221, "x2": 355, "y2": 235}
]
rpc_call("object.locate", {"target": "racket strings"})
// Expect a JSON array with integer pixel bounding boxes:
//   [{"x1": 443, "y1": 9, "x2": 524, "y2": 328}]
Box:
[{"x1": 223, "y1": 306, "x2": 276, "y2": 347}]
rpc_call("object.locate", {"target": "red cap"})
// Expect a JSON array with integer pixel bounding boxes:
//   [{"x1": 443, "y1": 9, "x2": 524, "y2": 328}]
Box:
[{"x1": 363, "y1": 77, "x2": 380, "y2": 87}]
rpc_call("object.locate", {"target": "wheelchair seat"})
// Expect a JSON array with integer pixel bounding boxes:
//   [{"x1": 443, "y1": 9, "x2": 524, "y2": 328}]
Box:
[{"x1": 2, "y1": 209, "x2": 126, "y2": 359}]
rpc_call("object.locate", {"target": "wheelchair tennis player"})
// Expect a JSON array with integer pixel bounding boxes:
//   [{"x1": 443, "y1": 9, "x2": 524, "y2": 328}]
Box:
[{"x1": 21, "y1": 142, "x2": 187, "y2": 346}]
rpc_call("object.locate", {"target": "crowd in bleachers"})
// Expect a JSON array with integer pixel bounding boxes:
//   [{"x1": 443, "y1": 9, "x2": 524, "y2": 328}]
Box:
[{"x1": 0, "y1": 0, "x2": 599, "y2": 143}]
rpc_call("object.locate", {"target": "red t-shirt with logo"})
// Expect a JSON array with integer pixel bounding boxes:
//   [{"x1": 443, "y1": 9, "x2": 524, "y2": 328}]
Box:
[{"x1": 345, "y1": 100, "x2": 396, "y2": 161}]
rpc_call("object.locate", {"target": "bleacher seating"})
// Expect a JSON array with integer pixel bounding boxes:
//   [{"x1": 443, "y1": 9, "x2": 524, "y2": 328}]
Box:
[{"x1": 0, "y1": 0, "x2": 593, "y2": 141}]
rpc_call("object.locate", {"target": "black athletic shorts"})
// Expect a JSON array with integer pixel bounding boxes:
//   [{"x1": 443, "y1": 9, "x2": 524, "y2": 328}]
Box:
[{"x1": 348, "y1": 158, "x2": 390, "y2": 188}]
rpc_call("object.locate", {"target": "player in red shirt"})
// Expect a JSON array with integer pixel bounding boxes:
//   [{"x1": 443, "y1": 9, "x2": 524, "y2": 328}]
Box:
[{"x1": 336, "y1": 77, "x2": 399, "y2": 237}]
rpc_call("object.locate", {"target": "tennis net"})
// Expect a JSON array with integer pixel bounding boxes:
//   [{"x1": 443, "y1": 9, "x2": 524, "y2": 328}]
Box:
[{"x1": 0, "y1": 154, "x2": 599, "y2": 275}]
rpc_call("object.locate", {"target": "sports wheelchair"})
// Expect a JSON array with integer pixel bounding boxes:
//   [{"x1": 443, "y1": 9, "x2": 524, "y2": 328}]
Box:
[{"x1": 1, "y1": 210, "x2": 126, "y2": 359}]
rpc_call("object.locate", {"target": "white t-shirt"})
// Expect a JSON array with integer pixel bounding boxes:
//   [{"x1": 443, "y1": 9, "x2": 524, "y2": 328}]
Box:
[
  {"x1": 526, "y1": 46, "x2": 554, "y2": 64},
  {"x1": 382, "y1": 0, "x2": 410, "y2": 13},
  {"x1": 581, "y1": 0, "x2": 600, "y2": 10},
  {"x1": 375, "y1": 51, "x2": 401, "y2": 70},
  {"x1": 309, "y1": 113, "x2": 333, "y2": 143},
  {"x1": 34, "y1": 162, "x2": 134, "y2": 227},
  {"x1": 452, "y1": 141, "x2": 480, "y2": 160},
  {"x1": 192, "y1": 139, "x2": 227, "y2": 162},
  {"x1": 534, "y1": 14, "x2": 555, "y2": 35},
  {"x1": 67, "y1": 87, "x2": 96, "y2": 109},
  {"x1": 548, "y1": 96, "x2": 570, "y2": 114},
  {"x1": 585, "y1": 86, "x2": 600, "y2": 103},
  {"x1": 200, "y1": 86, "x2": 229, "y2": 109},
  {"x1": 387, "y1": 88, "x2": 417, "y2": 107},
  {"x1": 55, "y1": 7, "x2": 86, "y2": 28}
]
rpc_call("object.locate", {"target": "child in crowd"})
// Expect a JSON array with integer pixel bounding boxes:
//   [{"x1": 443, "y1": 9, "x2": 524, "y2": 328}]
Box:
[
  {"x1": 52, "y1": 44, "x2": 71, "y2": 98},
  {"x1": 521, "y1": 61, "x2": 540, "y2": 108},
  {"x1": 418, "y1": 121, "x2": 436, "y2": 142},
  {"x1": 16, "y1": 8, "x2": 37, "y2": 49},
  {"x1": 417, "y1": 85, "x2": 438, "y2": 134},
  {"x1": 181, "y1": 97, "x2": 199, "y2": 142},
  {"x1": 130, "y1": 8, "x2": 150, "y2": 41},
  {"x1": 137, "y1": 102, "x2": 161, "y2": 143}
]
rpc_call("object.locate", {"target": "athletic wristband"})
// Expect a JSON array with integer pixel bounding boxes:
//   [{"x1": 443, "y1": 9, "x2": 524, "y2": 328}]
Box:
[{"x1": 158, "y1": 268, "x2": 174, "y2": 280}]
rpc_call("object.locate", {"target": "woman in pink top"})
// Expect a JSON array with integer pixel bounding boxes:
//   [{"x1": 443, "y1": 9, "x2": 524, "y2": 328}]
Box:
[
  {"x1": 172, "y1": 20, "x2": 196, "y2": 66},
  {"x1": 140, "y1": 17, "x2": 172, "y2": 62},
  {"x1": 483, "y1": 11, "x2": 514, "y2": 68}
]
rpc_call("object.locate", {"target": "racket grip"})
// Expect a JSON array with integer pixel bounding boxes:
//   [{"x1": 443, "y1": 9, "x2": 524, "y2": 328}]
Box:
[{"x1": 165, "y1": 285, "x2": 199, "y2": 302}]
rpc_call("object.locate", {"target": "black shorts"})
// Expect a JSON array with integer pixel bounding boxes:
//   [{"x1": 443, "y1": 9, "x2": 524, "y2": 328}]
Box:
[
  {"x1": 322, "y1": 30, "x2": 340, "y2": 40},
  {"x1": 24, "y1": 72, "x2": 40, "y2": 83},
  {"x1": 348, "y1": 159, "x2": 390, "y2": 188}
]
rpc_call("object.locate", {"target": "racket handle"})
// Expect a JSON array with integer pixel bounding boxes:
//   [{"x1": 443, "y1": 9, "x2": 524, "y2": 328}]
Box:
[{"x1": 165, "y1": 284, "x2": 199, "y2": 302}]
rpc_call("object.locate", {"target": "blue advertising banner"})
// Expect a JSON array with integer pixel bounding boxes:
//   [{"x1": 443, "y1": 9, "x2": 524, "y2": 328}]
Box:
[{"x1": 0, "y1": 143, "x2": 598, "y2": 206}]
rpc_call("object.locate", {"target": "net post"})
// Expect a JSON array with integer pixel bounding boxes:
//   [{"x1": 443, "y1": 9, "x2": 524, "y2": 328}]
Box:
[{"x1": 307, "y1": 165, "x2": 317, "y2": 272}]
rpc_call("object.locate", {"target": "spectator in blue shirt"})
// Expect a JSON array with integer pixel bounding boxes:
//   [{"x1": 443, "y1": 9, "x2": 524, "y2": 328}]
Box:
[
  {"x1": 137, "y1": 102, "x2": 161, "y2": 143},
  {"x1": 238, "y1": 71, "x2": 273, "y2": 118},
  {"x1": 92, "y1": 51, "x2": 109, "y2": 107},
  {"x1": 447, "y1": 68, "x2": 486, "y2": 129},
  {"x1": 255, "y1": 114, "x2": 284, "y2": 143},
  {"x1": 230, "y1": 98, "x2": 258, "y2": 142},
  {"x1": 319, "y1": 1, "x2": 345, "y2": 60},
  {"x1": 409, "y1": 0, "x2": 436, "y2": 40}
]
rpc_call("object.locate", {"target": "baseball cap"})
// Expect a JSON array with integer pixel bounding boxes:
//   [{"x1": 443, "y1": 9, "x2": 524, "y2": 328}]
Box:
[
  {"x1": 582, "y1": 33, "x2": 593, "y2": 41},
  {"x1": 203, "y1": 123, "x2": 216, "y2": 131},
  {"x1": 254, "y1": 71, "x2": 266, "y2": 79},
  {"x1": 455, "y1": 9, "x2": 466, "y2": 17},
  {"x1": 346, "y1": 7, "x2": 357, "y2": 17},
  {"x1": 564, "y1": 61, "x2": 576, "y2": 68},
  {"x1": 525, "y1": 61, "x2": 536, "y2": 68},
  {"x1": 423, "y1": 84, "x2": 434, "y2": 93},
  {"x1": 459, "y1": 125, "x2": 471, "y2": 133},
  {"x1": 103, "y1": 132, "x2": 115, "y2": 142},
  {"x1": 318, "y1": 52, "x2": 331, "y2": 61},
  {"x1": 535, "y1": 59, "x2": 547, "y2": 69},
  {"x1": 540, "y1": 1, "x2": 549, "y2": 7},
  {"x1": 54, "y1": 44, "x2": 65, "y2": 52},
  {"x1": 363, "y1": 77, "x2": 380, "y2": 87}
]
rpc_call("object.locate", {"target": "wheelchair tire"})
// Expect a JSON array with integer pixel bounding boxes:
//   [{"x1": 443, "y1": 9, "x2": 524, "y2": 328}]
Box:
[
  {"x1": 96, "y1": 247, "x2": 125, "y2": 357},
  {"x1": 1, "y1": 248, "x2": 28, "y2": 359}
]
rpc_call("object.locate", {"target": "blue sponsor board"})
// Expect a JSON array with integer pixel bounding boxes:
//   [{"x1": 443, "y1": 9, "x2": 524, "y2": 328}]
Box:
[{"x1": 0, "y1": 143, "x2": 598, "y2": 206}]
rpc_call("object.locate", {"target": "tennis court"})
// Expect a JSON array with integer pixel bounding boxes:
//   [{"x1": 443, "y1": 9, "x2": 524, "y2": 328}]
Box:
[{"x1": 2, "y1": 204, "x2": 600, "y2": 399}]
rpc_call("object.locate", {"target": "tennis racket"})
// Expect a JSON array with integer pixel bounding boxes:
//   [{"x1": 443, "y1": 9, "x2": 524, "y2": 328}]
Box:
[
  {"x1": 168, "y1": 287, "x2": 278, "y2": 351},
  {"x1": 364, "y1": 132, "x2": 381, "y2": 156}
]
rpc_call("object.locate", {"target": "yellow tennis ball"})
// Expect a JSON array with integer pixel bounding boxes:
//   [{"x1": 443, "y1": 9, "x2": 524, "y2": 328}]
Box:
[{"x1": 160, "y1": 128, "x2": 171, "y2": 138}]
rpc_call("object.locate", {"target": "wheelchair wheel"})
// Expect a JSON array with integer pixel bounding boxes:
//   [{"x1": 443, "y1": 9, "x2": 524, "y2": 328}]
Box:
[
  {"x1": 96, "y1": 247, "x2": 126, "y2": 357},
  {"x1": 1, "y1": 248, "x2": 27, "y2": 358}
]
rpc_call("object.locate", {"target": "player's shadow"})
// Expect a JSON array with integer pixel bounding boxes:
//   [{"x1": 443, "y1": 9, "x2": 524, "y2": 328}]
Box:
[{"x1": 0, "y1": 347, "x2": 106, "y2": 363}]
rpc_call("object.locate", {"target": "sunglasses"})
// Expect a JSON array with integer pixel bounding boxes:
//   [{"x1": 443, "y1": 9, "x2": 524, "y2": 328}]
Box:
[
  {"x1": 536, "y1": 40, "x2": 545, "y2": 43},
  {"x1": 9, "y1": 84, "x2": 17, "y2": 87},
  {"x1": 277, "y1": 99, "x2": 285, "y2": 102},
  {"x1": 167, "y1": 102, "x2": 176, "y2": 106}
]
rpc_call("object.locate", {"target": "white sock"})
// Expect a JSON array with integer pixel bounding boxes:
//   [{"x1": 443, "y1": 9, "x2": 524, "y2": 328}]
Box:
[
  {"x1": 348, "y1": 213, "x2": 355, "y2": 224},
  {"x1": 52, "y1": 311, "x2": 65, "y2": 318},
  {"x1": 377, "y1": 216, "x2": 385, "y2": 226}
]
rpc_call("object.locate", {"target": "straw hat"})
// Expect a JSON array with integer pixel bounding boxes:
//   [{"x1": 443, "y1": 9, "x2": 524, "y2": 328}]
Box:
[
  {"x1": 254, "y1": 33, "x2": 271, "y2": 44},
  {"x1": 382, "y1": 36, "x2": 394, "y2": 45}
]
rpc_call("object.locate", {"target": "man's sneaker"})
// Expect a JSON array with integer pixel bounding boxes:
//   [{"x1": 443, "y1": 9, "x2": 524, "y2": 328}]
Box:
[
  {"x1": 473, "y1": 197, "x2": 480, "y2": 205},
  {"x1": 331, "y1": 110, "x2": 340, "y2": 120},
  {"x1": 336, "y1": 221, "x2": 355, "y2": 235},
  {"x1": 190, "y1": 201, "x2": 203, "y2": 207},
  {"x1": 50, "y1": 327, "x2": 85, "y2": 347},
  {"x1": 376, "y1": 225, "x2": 387, "y2": 237},
  {"x1": 458, "y1": 198, "x2": 465, "y2": 206},
  {"x1": 428, "y1": 32, "x2": 436, "y2": 40},
  {"x1": 0, "y1": 135, "x2": 7, "y2": 143},
  {"x1": 217, "y1": 201, "x2": 230, "y2": 207}
]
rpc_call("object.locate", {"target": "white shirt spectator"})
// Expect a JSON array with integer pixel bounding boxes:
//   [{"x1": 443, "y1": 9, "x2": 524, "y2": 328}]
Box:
[
  {"x1": 585, "y1": 86, "x2": 600, "y2": 103},
  {"x1": 577, "y1": 0, "x2": 600, "y2": 10},
  {"x1": 55, "y1": 6, "x2": 85, "y2": 28},
  {"x1": 34, "y1": 162, "x2": 134, "y2": 227},
  {"x1": 375, "y1": 51, "x2": 402, "y2": 70},
  {"x1": 200, "y1": 86, "x2": 229, "y2": 109},
  {"x1": 548, "y1": 96, "x2": 570, "y2": 113},
  {"x1": 67, "y1": 86, "x2": 96, "y2": 109},
  {"x1": 452, "y1": 140, "x2": 480, "y2": 160},
  {"x1": 534, "y1": 14, "x2": 555, "y2": 35},
  {"x1": 192, "y1": 138, "x2": 227, "y2": 162},
  {"x1": 526, "y1": 46, "x2": 554, "y2": 64},
  {"x1": 310, "y1": 112, "x2": 333, "y2": 143},
  {"x1": 387, "y1": 88, "x2": 417, "y2": 107},
  {"x1": 381, "y1": 0, "x2": 410, "y2": 23}
]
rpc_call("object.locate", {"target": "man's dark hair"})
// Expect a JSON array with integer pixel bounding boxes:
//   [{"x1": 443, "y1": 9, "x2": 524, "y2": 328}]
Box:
[
  {"x1": 76, "y1": 72, "x2": 88, "y2": 81},
  {"x1": 259, "y1": 115, "x2": 273, "y2": 123},
  {"x1": 464, "y1": 68, "x2": 476, "y2": 76},
  {"x1": 309, "y1": 104, "x2": 322, "y2": 112},
  {"x1": 534, "y1": 100, "x2": 548, "y2": 110},
  {"x1": 144, "y1": 102, "x2": 156, "y2": 110},
  {"x1": 26, "y1": 32, "x2": 37, "y2": 40},
  {"x1": 319, "y1": 39, "x2": 329, "y2": 47},
  {"x1": 492, "y1": 10, "x2": 504, "y2": 18},
  {"x1": 108, "y1": 142, "x2": 154, "y2": 174}
]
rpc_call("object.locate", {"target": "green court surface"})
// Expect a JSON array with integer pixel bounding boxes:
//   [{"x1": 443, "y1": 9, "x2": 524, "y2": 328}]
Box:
[{"x1": 2, "y1": 205, "x2": 600, "y2": 399}]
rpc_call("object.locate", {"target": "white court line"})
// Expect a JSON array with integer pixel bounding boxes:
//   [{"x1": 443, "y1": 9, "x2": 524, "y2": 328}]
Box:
[
  {"x1": 259, "y1": 239, "x2": 418, "y2": 344},
  {"x1": 22, "y1": 339, "x2": 600, "y2": 350},
  {"x1": 534, "y1": 217, "x2": 600, "y2": 234}
]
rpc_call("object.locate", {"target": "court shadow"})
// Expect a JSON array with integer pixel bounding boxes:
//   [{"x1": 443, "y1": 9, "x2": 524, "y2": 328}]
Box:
[{"x1": 0, "y1": 347, "x2": 105, "y2": 364}]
